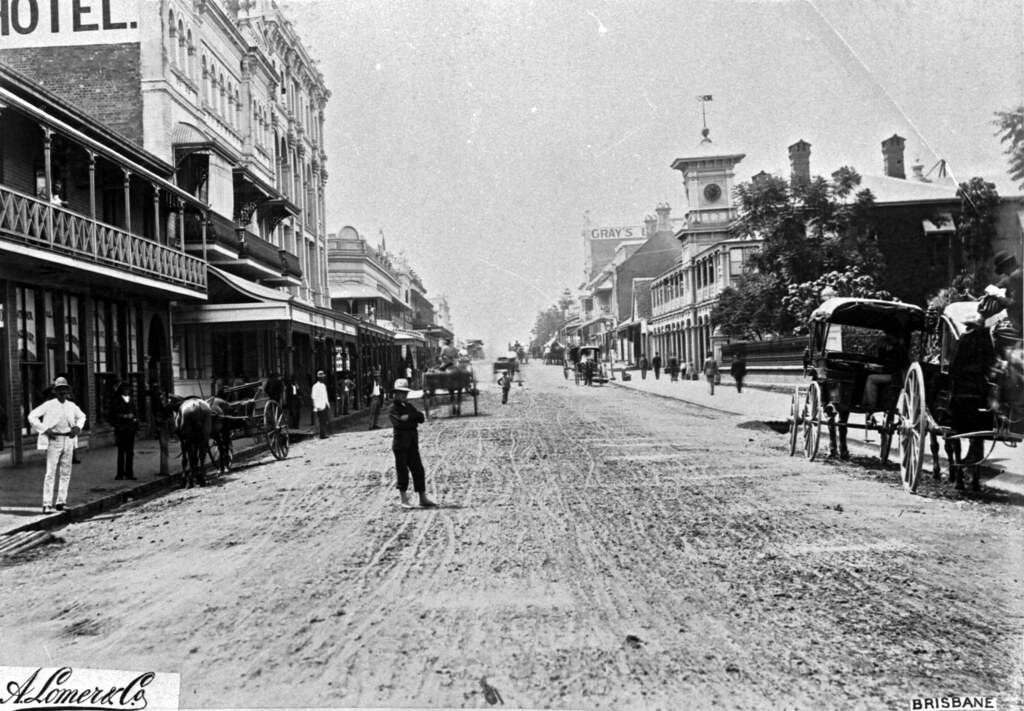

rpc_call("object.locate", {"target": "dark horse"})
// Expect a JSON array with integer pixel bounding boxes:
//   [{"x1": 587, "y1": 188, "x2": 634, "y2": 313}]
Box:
[
  {"x1": 175, "y1": 397, "x2": 214, "y2": 488},
  {"x1": 424, "y1": 363, "x2": 474, "y2": 416}
]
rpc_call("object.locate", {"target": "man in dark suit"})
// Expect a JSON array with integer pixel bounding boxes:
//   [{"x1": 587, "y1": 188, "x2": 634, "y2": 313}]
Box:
[
  {"x1": 652, "y1": 352, "x2": 662, "y2": 380},
  {"x1": 109, "y1": 381, "x2": 140, "y2": 480},
  {"x1": 389, "y1": 378, "x2": 437, "y2": 509}
]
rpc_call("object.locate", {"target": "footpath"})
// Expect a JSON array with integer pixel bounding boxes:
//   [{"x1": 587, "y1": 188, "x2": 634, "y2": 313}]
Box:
[
  {"x1": 0, "y1": 405, "x2": 372, "y2": 541},
  {"x1": 607, "y1": 369, "x2": 1023, "y2": 494}
]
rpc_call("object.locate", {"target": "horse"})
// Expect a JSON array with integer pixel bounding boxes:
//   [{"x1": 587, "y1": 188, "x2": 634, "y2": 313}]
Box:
[
  {"x1": 424, "y1": 362, "x2": 473, "y2": 416},
  {"x1": 204, "y1": 396, "x2": 237, "y2": 474},
  {"x1": 175, "y1": 397, "x2": 214, "y2": 488}
]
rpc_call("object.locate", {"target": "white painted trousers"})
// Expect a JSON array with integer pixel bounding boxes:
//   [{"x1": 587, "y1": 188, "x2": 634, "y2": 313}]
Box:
[{"x1": 43, "y1": 435, "x2": 75, "y2": 507}]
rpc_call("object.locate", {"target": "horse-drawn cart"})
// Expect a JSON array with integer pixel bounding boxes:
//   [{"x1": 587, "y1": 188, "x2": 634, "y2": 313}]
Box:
[
  {"x1": 897, "y1": 301, "x2": 1023, "y2": 493},
  {"x1": 788, "y1": 298, "x2": 926, "y2": 465},
  {"x1": 210, "y1": 380, "x2": 290, "y2": 466},
  {"x1": 422, "y1": 363, "x2": 479, "y2": 417}
]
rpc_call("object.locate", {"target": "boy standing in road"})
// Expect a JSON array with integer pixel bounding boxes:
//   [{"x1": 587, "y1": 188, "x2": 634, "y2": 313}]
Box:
[
  {"x1": 389, "y1": 378, "x2": 437, "y2": 509},
  {"x1": 498, "y1": 370, "x2": 512, "y2": 404},
  {"x1": 28, "y1": 376, "x2": 86, "y2": 513}
]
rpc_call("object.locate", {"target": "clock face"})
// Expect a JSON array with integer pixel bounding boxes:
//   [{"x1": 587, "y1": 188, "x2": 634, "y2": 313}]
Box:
[{"x1": 704, "y1": 183, "x2": 722, "y2": 202}]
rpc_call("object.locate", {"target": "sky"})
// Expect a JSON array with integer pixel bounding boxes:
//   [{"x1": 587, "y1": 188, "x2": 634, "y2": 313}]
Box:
[{"x1": 283, "y1": 0, "x2": 1024, "y2": 356}]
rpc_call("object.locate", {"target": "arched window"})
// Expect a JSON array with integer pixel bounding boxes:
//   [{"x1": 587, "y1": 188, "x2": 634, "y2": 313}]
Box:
[
  {"x1": 176, "y1": 20, "x2": 185, "y2": 67},
  {"x1": 168, "y1": 10, "x2": 176, "y2": 64},
  {"x1": 234, "y1": 89, "x2": 241, "y2": 128},
  {"x1": 201, "y1": 55, "x2": 208, "y2": 103},
  {"x1": 186, "y1": 29, "x2": 194, "y2": 78}
]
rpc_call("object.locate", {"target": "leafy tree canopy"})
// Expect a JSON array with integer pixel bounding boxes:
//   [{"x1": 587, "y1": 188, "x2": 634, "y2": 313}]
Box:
[
  {"x1": 995, "y1": 106, "x2": 1024, "y2": 190},
  {"x1": 713, "y1": 168, "x2": 886, "y2": 336},
  {"x1": 782, "y1": 267, "x2": 895, "y2": 335},
  {"x1": 955, "y1": 177, "x2": 1000, "y2": 287}
]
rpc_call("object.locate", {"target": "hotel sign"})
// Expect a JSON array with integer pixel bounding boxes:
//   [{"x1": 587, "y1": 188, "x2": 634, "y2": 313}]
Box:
[
  {"x1": 0, "y1": 0, "x2": 139, "y2": 47},
  {"x1": 587, "y1": 225, "x2": 642, "y2": 240}
]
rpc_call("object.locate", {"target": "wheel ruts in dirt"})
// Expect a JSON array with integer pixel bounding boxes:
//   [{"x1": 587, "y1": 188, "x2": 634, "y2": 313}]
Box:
[{"x1": 899, "y1": 363, "x2": 928, "y2": 493}]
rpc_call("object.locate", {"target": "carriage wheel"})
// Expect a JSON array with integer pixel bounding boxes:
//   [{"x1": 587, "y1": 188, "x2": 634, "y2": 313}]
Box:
[
  {"x1": 802, "y1": 382, "x2": 823, "y2": 461},
  {"x1": 263, "y1": 400, "x2": 289, "y2": 460},
  {"x1": 788, "y1": 387, "x2": 801, "y2": 457},
  {"x1": 899, "y1": 363, "x2": 928, "y2": 493},
  {"x1": 878, "y1": 409, "x2": 895, "y2": 465}
]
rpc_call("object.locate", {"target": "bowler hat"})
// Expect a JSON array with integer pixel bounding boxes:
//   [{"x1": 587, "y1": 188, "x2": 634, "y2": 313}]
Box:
[
  {"x1": 995, "y1": 250, "x2": 1018, "y2": 272},
  {"x1": 117, "y1": 380, "x2": 132, "y2": 392},
  {"x1": 53, "y1": 376, "x2": 71, "y2": 390},
  {"x1": 316, "y1": 370, "x2": 326, "y2": 378},
  {"x1": 393, "y1": 378, "x2": 411, "y2": 392}
]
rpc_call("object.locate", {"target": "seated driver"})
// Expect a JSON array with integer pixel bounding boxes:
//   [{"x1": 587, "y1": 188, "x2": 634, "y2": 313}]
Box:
[
  {"x1": 860, "y1": 332, "x2": 910, "y2": 411},
  {"x1": 439, "y1": 340, "x2": 460, "y2": 371}
]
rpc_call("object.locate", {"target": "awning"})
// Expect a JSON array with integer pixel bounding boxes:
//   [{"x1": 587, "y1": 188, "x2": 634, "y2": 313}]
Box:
[
  {"x1": 922, "y1": 212, "x2": 955, "y2": 235},
  {"x1": 331, "y1": 283, "x2": 384, "y2": 300},
  {"x1": 394, "y1": 329, "x2": 426, "y2": 344}
]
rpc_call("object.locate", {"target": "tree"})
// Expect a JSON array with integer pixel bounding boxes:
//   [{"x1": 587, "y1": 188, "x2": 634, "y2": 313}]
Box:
[
  {"x1": 528, "y1": 304, "x2": 566, "y2": 354},
  {"x1": 955, "y1": 177, "x2": 1000, "y2": 287},
  {"x1": 995, "y1": 106, "x2": 1024, "y2": 190},
  {"x1": 782, "y1": 267, "x2": 894, "y2": 335},
  {"x1": 715, "y1": 168, "x2": 885, "y2": 336},
  {"x1": 710, "y1": 272, "x2": 785, "y2": 341}
]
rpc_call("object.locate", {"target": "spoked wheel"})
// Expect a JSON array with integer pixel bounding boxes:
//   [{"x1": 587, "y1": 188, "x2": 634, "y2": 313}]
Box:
[
  {"x1": 899, "y1": 363, "x2": 928, "y2": 493},
  {"x1": 263, "y1": 400, "x2": 289, "y2": 460},
  {"x1": 878, "y1": 409, "x2": 895, "y2": 465},
  {"x1": 802, "y1": 382, "x2": 823, "y2": 461},
  {"x1": 788, "y1": 387, "x2": 802, "y2": 456}
]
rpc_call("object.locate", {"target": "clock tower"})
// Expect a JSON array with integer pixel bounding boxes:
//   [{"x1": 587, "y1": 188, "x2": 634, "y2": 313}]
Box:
[{"x1": 670, "y1": 127, "x2": 745, "y2": 224}]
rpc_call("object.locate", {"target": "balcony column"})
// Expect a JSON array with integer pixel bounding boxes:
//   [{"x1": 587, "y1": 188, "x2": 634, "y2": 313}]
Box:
[
  {"x1": 152, "y1": 185, "x2": 161, "y2": 243},
  {"x1": 201, "y1": 208, "x2": 208, "y2": 262},
  {"x1": 87, "y1": 150, "x2": 97, "y2": 254},
  {"x1": 41, "y1": 126, "x2": 54, "y2": 245},
  {"x1": 177, "y1": 200, "x2": 185, "y2": 252},
  {"x1": 122, "y1": 169, "x2": 132, "y2": 233}
]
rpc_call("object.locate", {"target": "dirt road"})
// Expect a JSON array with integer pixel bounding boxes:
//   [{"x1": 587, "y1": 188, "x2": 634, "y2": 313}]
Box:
[{"x1": 3, "y1": 364, "x2": 1024, "y2": 710}]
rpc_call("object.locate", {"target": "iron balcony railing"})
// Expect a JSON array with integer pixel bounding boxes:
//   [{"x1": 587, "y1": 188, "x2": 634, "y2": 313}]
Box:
[{"x1": 0, "y1": 185, "x2": 207, "y2": 293}]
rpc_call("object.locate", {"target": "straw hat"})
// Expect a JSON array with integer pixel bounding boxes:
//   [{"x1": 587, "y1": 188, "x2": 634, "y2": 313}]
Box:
[
  {"x1": 53, "y1": 376, "x2": 71, "y2": 391},
  {"x1": 393, "y1": 378, "x2": 411, "y2": 392}
]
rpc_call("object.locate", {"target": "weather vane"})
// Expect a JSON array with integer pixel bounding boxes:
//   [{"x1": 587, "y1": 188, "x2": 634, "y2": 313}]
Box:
[{"x1": 697, "y1": 95, "x2": 713, "y2": 140}]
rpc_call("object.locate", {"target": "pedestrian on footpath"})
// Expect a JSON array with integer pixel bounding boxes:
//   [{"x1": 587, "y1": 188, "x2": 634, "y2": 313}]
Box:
[
  {"x1": 652, "y1": 352, "x2": 662, "y2": 380},
  {"x1": 28, "y1": 376, "x2": 86, "y2": 514},
  {"x1": 499, "y1": 370, "x2": 512, "y2": 404},
  {"x1": 639, "y1": 353, "x2": 649, "y2": 380},
  {"x1": 368, "y1": 369, "x2": 385, "y2": 430},
  {"x1": 730, "y1": 353, "x2": 748, "y2": 394},
  {"x1": 284, "y1": 375, "x2": 303, "y2": 430},
  {"x1": 109, "y1": 380, "x2": 139, "y2": 480},
  {"x1": 312, "y1": 370, "x2": 330, "y2": 439},
  {"x1": 702, "y1": 354, "x2": 719, "y2": 396},
  {"x1": 668, "y1": 355, "x2": 679, "y2": 382},
  {"x1": 389, "y1": 378, "x2": 437, "y2": 509}
]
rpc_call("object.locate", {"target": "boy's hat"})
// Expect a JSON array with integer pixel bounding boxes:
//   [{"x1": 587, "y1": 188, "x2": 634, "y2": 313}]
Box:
[
  {"x1": 53, "y1": 376, "x2": 71, "y2": 391},
  {"x1": 393, "y1": 378, "x2": 412, "y2": 392}
]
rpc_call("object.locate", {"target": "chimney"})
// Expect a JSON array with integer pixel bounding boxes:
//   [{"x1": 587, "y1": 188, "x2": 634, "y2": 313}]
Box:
[
  {"x1": 644, "y1": 214, "x2": 657, "y2": 237},
  {"x1": 655, "y1": 202, "x2": 671, "y2": 232},
  {"x1": 788, "y1": 140, "x2": 811, "y2": 187},
  {"x1": 882, "y1": 134, "x2": 906, "y2": 179}
]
